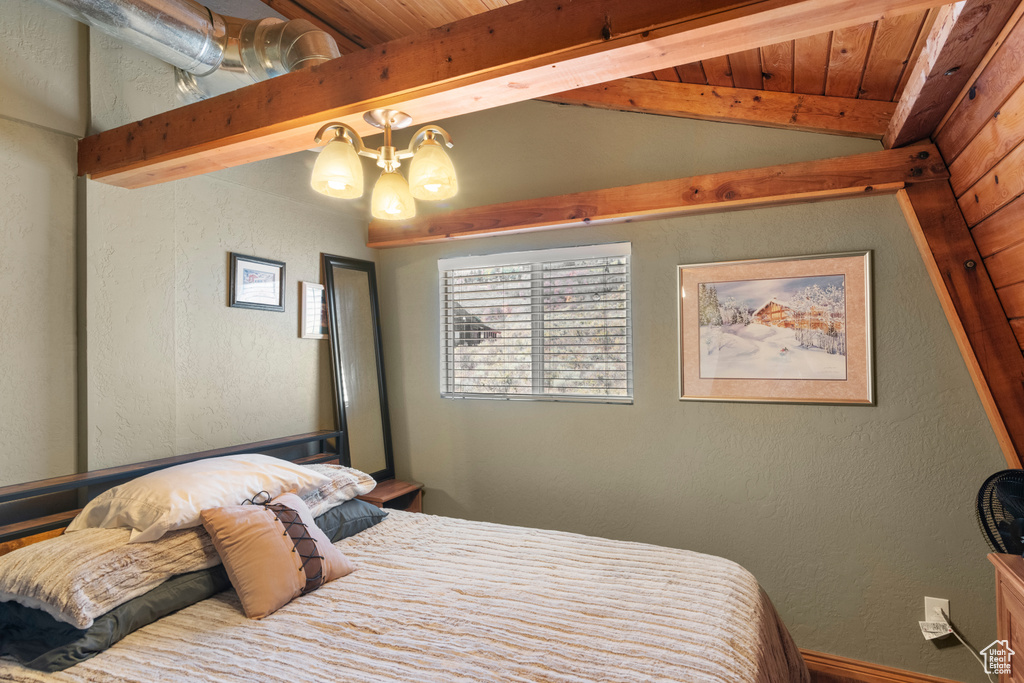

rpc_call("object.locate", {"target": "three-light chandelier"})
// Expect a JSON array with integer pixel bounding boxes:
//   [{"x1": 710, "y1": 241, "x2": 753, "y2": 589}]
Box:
[{"x1": 310, "y1": 109, "x2": 457, "y2": 220}]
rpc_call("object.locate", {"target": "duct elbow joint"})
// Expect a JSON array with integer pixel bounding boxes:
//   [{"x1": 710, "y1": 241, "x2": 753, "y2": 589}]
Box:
[{"x1": 239, "y1": 18, "x2": 340, "y2": 81}]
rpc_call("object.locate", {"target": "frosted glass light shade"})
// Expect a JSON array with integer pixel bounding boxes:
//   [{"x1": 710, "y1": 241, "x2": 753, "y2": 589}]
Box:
[
  {"x1": 408, "y1": 139, "x2": 458, "y2": 200},
  {"x1": 371, "y1": 170, "x2": 416, "y2": 220},
  {"x1": 310, "y1": 137, "x2": 364, "y2": 198}
]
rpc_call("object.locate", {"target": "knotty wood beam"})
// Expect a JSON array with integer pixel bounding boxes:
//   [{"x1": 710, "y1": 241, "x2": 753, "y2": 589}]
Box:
[
  {"x1": 367, "y1": 145, "x2": 948, "y2": 247},
  {"x1": 540, "y1": 78, "x2": 895, "y2": 138},
  {"x1": 897, "y1": 181, "x2": 1024, "y2": 468},
  {"x1": 80, "y1": 0, "x2": 947, "y2": 188},
  {"x1": 884, "y1": 0, "x2": 1017, "y2": 149}
]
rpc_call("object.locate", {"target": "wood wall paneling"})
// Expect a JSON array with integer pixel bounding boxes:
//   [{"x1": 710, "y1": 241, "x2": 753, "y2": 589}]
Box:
[
  {"x1": 927, "y1": 0, "x2": 1024, "y2": 366},
  {"x1": 985, "y1": 240, "x2": 1024, "y2": 288},
  {"x1": 794, "y1": 33, "x2": 832, "y2": 95},
  {"x1": 885, "y1": 0, "x2": 1018, "y2": 148},
  {"x1": 1000, "y1": 281, "x2": 1024, "y2": 318},
  {"x1": 674, "y1": 63, "x2": 708, "y2": 84},
  {"x1": 934, "y1": 6, "x2": 1024, "y2": 161},
  {"x1": 760, "y1": 41, "x2": 795, "y2": 92},
  {"x1": 1013, "y1": 318, "x2": 1024, "y2": 347},
  {"x1": 897, "y1": 181, "x2": 1024, "y2": 468},
  {"x1": 892, "y1": 8, "x2": 938, "y2": 102},
  {"x1": 958, "y1": 138, "x2": 1024, "y2": 225},
  {"x1": 651, "y1": 67, "x2": 682, "y2": 82},
  {"x1": 949, "y1": 81, "x2": 1024, "y2": 195},
  {"x1": 858, "y1": 11, "x2": 927, "y2": 101},
  {"x1": 702, "y1": 55, "x2": 735, "y2": 87},
  {"x1": 541, "y1": 79, "x2": 895, "y2": 138},
  {"x1": 972, "y1": 192, "x2": 1024, "y2": 257},
  {"x1": 826, "y1": 24, "x2": 875, "y2": 98},
  {"x1": 729, "y1": 48, "x2": 765, "y2": 89}
]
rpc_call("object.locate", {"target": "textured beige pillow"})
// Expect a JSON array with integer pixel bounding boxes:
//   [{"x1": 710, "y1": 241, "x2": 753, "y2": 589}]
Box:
[
  {"x1": 67, "y1": 454, "x2": 330, "y2": 543},
  {"x1": 0, "y1": 526, "x2": 218, "y2": 628},
  {"x1": 201, "y1": 493, "x2": 355, "y2": 619}
]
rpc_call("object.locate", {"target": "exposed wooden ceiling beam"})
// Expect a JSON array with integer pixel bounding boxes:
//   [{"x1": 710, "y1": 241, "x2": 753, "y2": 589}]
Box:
[
  {"x1": 366, "y1": 145, "x2": 948, "y2": 248},
  {"x1": 540, "y1": 78, "x2": 895, "y2": 139},
  {"x1": 80, "y1": 0, "x2": 947, "y2": 189},
  {"x1": 897, "y1": 181, "x2": 1024, "y2": 468},
  {"x1": 884, "y1": 0, "x2": 1018, "y2": 149}
]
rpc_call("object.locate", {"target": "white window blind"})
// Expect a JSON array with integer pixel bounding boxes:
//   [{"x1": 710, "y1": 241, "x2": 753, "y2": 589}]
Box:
[{"x1": 439, "y1": 243, "x2": 632, "y2": 403}]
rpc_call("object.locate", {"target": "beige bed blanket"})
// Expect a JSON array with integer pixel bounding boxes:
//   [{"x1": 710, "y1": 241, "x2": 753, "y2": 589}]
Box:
[{"x1": 0, "y1": 511, "x2": 808, "y2": 682}]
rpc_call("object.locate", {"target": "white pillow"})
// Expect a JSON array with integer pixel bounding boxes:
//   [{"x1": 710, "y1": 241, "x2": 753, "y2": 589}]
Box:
[{"x1": 66, "y1": 454, "x2": 330, "y2": 543}]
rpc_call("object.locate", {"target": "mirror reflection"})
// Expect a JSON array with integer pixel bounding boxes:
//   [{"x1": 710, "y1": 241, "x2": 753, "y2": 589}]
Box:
[{"x1": 323, "y1": 255, "x2": 394, "y2": 480}]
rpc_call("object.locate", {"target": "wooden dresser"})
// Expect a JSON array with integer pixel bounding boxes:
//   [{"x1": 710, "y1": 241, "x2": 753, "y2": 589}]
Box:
[{"x1": 991, "y1": 553, "x2": 1024, "y2": 681}]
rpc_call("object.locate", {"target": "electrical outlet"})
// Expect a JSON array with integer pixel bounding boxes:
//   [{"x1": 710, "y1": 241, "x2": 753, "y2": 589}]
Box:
[{"x1": 925, "y1": 597, "x2": 950, "y2": 623}]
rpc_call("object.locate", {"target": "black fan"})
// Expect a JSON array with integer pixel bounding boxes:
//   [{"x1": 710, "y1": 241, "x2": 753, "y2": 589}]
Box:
[{"x1": 978, "y1": 470, "x2": 1024, "y2": 553}]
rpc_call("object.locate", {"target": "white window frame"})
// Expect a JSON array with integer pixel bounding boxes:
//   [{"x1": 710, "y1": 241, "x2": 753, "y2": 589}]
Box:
[{"x1": 439, "y1": 243, "x2": 633, "y2": 404}]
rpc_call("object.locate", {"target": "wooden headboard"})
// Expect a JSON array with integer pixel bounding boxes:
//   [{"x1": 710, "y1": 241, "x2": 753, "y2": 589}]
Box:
[{"x1": 0, "y1": 431, "x2": 345, "y2": 556}]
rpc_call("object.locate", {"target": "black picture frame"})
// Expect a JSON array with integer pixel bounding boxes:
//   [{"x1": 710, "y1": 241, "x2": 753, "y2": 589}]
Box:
[
  {"x1": 229, "y1": 253, "x2": 286, "y2": 312},
  {"x1": 322, "y1": 254, "x2": 395, "y2": 482}
]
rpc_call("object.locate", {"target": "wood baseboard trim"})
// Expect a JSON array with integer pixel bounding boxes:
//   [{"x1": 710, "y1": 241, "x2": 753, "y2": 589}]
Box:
[{"x1": 801, "y1": 649, "x2": 963, "y2": 683}]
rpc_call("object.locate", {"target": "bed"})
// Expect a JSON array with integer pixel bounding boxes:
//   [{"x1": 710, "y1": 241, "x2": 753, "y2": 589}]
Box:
[{"x1": 0, "y1": 433, "x2": 809, "y2": 683}]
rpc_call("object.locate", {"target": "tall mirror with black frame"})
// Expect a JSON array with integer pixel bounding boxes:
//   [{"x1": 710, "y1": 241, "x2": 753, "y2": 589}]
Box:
[{"x1": 322, "y1": 254, "x2": 395, "y2": 481}]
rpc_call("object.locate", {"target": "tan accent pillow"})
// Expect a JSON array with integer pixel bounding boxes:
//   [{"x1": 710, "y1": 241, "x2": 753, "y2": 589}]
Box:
[{"x1": 200, "y1": 493, "x2": 355, "y2": 619}]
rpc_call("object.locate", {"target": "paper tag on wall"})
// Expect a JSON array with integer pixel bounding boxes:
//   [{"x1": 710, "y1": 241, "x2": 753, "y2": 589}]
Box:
[{"x1": 919, "y1": 621, "x2": 953, "y2": 640}]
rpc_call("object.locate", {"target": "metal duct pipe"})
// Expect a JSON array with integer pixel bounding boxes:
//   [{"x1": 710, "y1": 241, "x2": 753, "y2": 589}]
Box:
[
  {"x1": 36, "y1": 0, "x2": 227, "y2": 75},
  {"x1": 176, "y1": 15, "x2": 341, "y2": 100},
  {"x1": 37, "y1": 0, "x2": 340, "y2": 95}
]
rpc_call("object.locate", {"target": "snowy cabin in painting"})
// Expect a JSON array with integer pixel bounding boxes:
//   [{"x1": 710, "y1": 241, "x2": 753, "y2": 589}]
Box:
[
  {"x1": 752, "y1": 298, "x2": 795, "y2": 328},
  {"x1": 751, "y1": 298, "x2": 844, "y2": 333}
]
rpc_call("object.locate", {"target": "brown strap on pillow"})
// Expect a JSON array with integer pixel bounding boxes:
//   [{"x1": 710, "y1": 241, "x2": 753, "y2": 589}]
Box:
[{"x1": 264, "y1": 502, "x2": 325, "y2": 594}]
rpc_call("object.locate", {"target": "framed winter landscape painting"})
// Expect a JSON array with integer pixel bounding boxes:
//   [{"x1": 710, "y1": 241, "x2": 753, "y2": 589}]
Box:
[{"x1": 678, "y1": 251, "x2": 873, "y2": 404}]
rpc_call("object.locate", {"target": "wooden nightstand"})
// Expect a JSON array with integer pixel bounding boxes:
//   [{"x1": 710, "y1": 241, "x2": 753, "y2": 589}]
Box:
[
  {"x1": 357, "y1": 479, "x2": 424, "y2": 513},
  {"x1": 990, "y1": 553, "x2": 1024, "y2": 681}
]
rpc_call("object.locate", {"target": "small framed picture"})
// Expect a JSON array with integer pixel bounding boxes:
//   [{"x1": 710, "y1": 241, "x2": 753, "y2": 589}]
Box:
[
  {"x1": 678, "y1": 251, "x2": 873, "y2": 405},
  {"x1": 229, "y1": 253, "x2": 286, "y2": 312},
  {"x1": 301, "y1": 282, "x2": 329, "y2": 339}
]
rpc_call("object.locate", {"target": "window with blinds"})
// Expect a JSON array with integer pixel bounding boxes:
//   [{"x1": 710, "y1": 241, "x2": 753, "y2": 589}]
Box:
[{"x1": 439, "y1": 243, "x2": 632, "y2": 403}]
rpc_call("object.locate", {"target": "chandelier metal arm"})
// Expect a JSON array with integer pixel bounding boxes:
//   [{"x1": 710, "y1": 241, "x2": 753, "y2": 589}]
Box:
[
  {"x1": 313, "y1": 122, "x2": 374, "y2": 157},
  {"x1": 314, "y1": 121, "x2": 454, "y2": 163},
  {"x1": 394, "y1": 125, "x2": 455, "y2": 160}
]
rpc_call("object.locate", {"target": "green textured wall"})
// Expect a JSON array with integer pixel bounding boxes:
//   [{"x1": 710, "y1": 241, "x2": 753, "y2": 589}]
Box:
[{"x1": 378, "y1": 101, "x2": 1005, "y2": 682}]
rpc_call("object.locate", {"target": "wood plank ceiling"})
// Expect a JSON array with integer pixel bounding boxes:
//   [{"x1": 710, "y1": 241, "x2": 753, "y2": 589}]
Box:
[
  {"x1": 634, "y1": 12, "x2": 935, "y2": 102},
  {"x1": 268, "y1": 0, "x2": 935, "y2": 105}
]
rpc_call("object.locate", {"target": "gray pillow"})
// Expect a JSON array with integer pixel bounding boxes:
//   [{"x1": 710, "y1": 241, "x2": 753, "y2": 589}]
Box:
[
  {"x1": 0, "y1": 566, "x2": 230, "y2": 671},
  {"x1": 314, "y1": 497, "x2": 389, "y2": 543}
]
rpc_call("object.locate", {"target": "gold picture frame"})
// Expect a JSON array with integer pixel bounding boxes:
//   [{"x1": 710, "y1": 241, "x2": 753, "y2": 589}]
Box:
[{"x1": 678, "y1": 251, "x2": 873, "y2": 405}]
